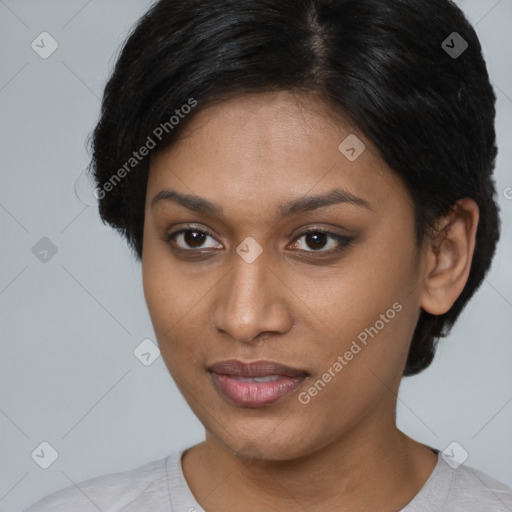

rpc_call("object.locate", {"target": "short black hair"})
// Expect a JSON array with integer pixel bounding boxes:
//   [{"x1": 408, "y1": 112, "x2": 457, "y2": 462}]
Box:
[{"x1": 89, "y1": 0, "x2": 500, "y2": 376}]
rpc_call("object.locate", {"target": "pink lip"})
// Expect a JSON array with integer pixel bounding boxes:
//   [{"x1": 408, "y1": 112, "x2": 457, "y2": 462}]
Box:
[
  {"x1": 208, "y1": 359, "x2": 308, "y2": 407},
  {"x1": 209, "y1": 372, "x2": 307, "y2": 407}
]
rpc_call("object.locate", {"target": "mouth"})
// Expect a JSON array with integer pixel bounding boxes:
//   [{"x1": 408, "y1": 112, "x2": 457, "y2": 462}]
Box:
[{"x1": 208, "y1": 359, "x2": 309, "y2": 408}]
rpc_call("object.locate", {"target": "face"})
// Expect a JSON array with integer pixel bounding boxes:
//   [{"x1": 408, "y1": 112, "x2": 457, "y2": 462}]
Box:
[{"x1": 142, "y1": 91, "x2": 427, "y2": 461}]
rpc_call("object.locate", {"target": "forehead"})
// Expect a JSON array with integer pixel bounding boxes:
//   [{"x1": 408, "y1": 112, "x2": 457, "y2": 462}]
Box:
[
  {"x1": 147, "y1": 91, "x2": 410, "y2": 219},
  {"x1": 152, "y1": 90, "x2": 357, "y2": 170}
]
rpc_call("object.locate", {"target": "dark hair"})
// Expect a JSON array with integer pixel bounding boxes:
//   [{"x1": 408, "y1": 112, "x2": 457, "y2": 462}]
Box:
[{"x1": 89, "y1": 0, "x2": 500, "y2": 376}]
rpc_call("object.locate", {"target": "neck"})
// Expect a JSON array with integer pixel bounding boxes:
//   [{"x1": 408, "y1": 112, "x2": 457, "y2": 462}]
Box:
[{"x1": 181, "y1": 405, "x2": 438, "y2": 512}]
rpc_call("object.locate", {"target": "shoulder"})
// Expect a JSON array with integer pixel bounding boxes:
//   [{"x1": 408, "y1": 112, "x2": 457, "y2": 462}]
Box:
[
  {"x1": 445, "y1": 462, "x2": 512, "y2": 511},
  {"x1": 22, "y1": 454, "x2": 174, "y2": 512}
]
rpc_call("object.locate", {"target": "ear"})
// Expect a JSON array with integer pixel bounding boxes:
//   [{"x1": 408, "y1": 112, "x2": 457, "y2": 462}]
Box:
[{"x1": 420, "y1": 198, "x2": 479, "y2": 315}]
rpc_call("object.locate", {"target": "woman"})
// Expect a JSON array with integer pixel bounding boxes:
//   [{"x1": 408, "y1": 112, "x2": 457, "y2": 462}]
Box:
[{"x1": 25, "y1": 0, "x2": 512, "y2": 510}]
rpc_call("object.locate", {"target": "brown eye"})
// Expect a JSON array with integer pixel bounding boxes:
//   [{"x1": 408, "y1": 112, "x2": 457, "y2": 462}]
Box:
[
  {"x1": 290, "y1": 230, "x2": 354, "y2": 253},
  {"x1": 166, "y1": 227, "x2": 222, "y2": 251},
  {"x1": 304, "y1": 232, "x2": 329, "y2": 250},
  {"x1": 183, "y1": 230, "x2": 207, "y2": 248}
]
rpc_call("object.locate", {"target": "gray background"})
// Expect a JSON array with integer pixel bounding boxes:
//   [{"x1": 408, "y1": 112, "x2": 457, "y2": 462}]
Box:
[{"x1": 0, "y1": 1, "x2": 511, "y2": 510}]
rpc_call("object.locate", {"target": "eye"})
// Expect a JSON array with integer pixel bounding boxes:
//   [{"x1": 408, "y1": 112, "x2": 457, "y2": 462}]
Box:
[
  {"x1": 166, "y1": 226, "x2": 222, "y2": 251},
  {"x1": 165, "y1": 226, "x2": 354, "y2": 255},
  {"x1": 289, "y1": 229, "x2": 354, "y2": 253}
]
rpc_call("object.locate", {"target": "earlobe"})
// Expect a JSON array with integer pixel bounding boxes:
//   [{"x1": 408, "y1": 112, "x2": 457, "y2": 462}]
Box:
[{"x1": 420, "y1": 198, "x2": 479, "y2": 316}]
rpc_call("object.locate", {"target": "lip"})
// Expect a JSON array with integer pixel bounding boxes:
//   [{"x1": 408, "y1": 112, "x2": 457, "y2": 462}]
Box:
[
  {"x1": 208, "y1": 359, "x2": 309, "y2": 408},
  {"x1": 208, "y1": 359, "x2": 308, "y2": 378}
]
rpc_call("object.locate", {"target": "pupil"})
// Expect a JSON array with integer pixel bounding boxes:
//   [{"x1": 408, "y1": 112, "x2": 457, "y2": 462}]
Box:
[
  {"x1": 185, "y1": 231, "x2": 206, "y2": 248},
  {"x1": 306, "y1": 232, "x2": 327, "y2": 250}
]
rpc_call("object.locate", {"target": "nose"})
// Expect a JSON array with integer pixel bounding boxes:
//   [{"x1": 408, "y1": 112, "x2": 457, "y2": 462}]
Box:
[{"x1": 212, "y1": 253, "x2": 294, "y2": 344}]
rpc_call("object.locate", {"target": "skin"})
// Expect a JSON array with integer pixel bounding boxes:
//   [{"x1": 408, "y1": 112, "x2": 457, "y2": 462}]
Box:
[{"x1": 141, "y1": 90, "x2": 479, "y2": 511}]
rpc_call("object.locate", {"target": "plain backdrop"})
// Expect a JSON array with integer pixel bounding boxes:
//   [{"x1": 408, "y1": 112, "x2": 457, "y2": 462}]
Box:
[{"x1": 0, "y1": 1, "x2": 511, "y2": 510}]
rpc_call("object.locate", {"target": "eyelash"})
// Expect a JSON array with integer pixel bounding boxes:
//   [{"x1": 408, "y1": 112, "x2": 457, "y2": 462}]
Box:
[{"x1": 165, "y1": 225, "x2": 354, "y2": 256}]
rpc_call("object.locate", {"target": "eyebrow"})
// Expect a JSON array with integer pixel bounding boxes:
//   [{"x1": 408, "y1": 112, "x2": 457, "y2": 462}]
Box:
[{"x1": 150, "y1": 188, "x2": 373, "y2": 218}]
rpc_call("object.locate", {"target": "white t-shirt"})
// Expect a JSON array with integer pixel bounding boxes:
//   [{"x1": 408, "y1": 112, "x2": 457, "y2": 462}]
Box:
[{"x1": 24, "y1": 447, "x2": 512, "y2": 511}]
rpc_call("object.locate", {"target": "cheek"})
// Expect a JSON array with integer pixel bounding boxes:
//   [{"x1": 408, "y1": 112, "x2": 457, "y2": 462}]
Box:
[
  {"x1": 142, "y1": 231, "x2": 194, "y2": 327},
  {"x1": 141, "y1": 241, "x2": 214, "y2": 376},
  {"x1": 142, "y1": 241, "x2": 183, "y2": 354},
  {"x1": 293, "y1": 301, "x2": 415, "y2": 439},
  {"x1": 292, "y1": 230, "x2": 420, "y2": 386},
  {"x1": 291, "y1": 229, "x2": 418, "y2": 337}
]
